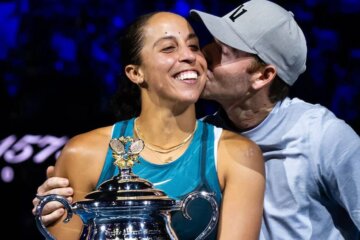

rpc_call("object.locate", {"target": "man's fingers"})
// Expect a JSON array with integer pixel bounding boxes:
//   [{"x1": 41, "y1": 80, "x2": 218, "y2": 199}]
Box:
[
  {"x1": 33, "y1": 185, "x2": 73, "y2": 214},
  {"x1": 36, "y1": 178, "x2": 71, "y2": 195},
  {"x1": 33, "y1": 187, "x2": 73, "y2": 210},
  {"x1": 38, "y1": 201, "x2": 66, "y2": 215},
  {"x1": 32, "y1": 166, "x2": 71, "y2": 226},
  {"x1": 46, "y1": 166, "x2": 55, "y2": 178},
  {"x1": 33, "y1": 187, "x2": 73, "y2": 213},
  {"x1": 32, "y1": 197, "x2": 72, "y2": 216},
  {"x1": 37, "y1": 186, "x2": 73, "y2": 197},
  {"x1": 39, "y1": 208, "x2": 66, "y2": 227}
]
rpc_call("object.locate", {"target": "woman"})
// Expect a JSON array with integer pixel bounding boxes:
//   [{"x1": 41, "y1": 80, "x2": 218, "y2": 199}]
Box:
[{"x1": 35, "y1": 11, "x2": 265, "y2": 239}]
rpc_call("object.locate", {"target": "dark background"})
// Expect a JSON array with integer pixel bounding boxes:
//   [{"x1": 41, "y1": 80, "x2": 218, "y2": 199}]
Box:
[{"x1": 1, "y1": 0, "x2": 359, "y2": 239}]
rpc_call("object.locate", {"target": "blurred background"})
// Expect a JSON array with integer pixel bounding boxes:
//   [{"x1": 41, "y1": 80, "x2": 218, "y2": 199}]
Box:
[{"x1": 1, "y1": 0, "x2": 359, "y2": 239}]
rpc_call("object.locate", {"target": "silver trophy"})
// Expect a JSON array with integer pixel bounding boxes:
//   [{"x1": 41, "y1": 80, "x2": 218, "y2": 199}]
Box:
[{"x1": 35, "y1": 136, "x2": 219, "y2": 240}]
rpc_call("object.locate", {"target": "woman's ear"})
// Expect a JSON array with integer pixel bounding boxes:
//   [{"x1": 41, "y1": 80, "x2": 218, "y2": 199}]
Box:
[
  {"x1": 252, "y1": 64, "x2": 276, "y2": 90},
  {"x1": 125, "y1": 64, "x2": 144, "y2": 85}
]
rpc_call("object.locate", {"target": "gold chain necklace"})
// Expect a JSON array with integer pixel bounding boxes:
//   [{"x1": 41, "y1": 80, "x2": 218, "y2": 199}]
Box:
[{"x1": 133, "y1": 118, "x2": 197, "y2": 154}]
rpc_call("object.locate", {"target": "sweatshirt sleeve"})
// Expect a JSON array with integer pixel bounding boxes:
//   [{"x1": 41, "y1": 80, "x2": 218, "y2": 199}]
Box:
[{"x1": 317, "y1": 117, "x2": 360, "y2": 230}]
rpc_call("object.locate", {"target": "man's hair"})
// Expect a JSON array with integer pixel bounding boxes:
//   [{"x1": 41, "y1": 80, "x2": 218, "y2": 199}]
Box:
[{"x1": 269, "y1": 77, "x2": 289, "y2": 103}]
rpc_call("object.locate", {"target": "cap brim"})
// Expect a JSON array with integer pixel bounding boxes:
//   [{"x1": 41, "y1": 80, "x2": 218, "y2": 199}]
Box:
[{"x1": 190, "y1": 9, "x2": 255, "y2": 54}]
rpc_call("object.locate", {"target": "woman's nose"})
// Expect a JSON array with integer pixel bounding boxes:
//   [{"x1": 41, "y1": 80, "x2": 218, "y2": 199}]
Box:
[{"x1": 179, "y1": 47, "x2": 196, "y2": 63}]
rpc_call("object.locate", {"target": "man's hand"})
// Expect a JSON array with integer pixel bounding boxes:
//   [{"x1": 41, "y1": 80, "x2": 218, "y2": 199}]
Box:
[{"x1": 32, "y1": 166, "x2": 73, "y2": 226}]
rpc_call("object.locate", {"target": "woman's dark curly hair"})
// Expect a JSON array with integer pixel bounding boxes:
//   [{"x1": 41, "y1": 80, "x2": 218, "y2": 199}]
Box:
[{"x1": 111, "y1": 12, "x2": 159, "y2": 120}]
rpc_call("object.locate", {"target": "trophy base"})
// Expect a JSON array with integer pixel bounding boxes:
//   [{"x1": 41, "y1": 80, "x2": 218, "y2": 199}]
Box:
[{"x1": 80, "y1": 216, "x2": 177, "y2": 240}]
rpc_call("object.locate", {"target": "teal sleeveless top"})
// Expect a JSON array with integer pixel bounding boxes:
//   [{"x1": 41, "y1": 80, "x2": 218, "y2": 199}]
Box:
[{"x1": 96, "y1": 118, "x2": 222, "y2": 239}]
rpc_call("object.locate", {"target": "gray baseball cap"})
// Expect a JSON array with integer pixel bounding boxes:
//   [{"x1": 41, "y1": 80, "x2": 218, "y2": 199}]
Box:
[{"x1": 190, "y1": 0, "x2": 307, "y2": 86}]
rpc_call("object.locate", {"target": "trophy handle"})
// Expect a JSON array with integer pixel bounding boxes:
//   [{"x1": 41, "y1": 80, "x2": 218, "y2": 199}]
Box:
[
  {"x1": 181, "y1": 191, "x2": 219, "y2": 240},
  {"x1": 35, "y1": 194, "x2": 73, "y2": 240}
]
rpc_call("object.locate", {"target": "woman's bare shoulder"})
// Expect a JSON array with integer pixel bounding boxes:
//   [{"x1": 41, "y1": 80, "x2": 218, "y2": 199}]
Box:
[
  {"x1": 218, "y1": 129, "x2": 264, "y2": 172},
  {"x1": 54, "y1": 125, "x2": 113, "y2": 176},
  {"x1": 65, "y1": 126, "x2": 113, "y2": 152}
]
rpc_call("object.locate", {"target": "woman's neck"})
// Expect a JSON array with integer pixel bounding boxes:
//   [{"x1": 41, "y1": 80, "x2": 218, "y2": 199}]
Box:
[
  {"x1": 136, "y1": 105, "x2": 197, "y2": 147},
  {"x1": 134, "y1": 107, "x2": 197, "y2": 164}
]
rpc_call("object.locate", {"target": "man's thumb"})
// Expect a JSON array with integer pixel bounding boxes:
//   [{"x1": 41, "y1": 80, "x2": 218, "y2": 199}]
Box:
[{"x1": 46, "y1": 165, "x2": 55, "y2": 178}]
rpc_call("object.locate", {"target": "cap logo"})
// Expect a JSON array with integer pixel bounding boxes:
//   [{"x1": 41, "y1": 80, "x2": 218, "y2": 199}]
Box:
[{"x1": 229, "y1": 4, "x2": 247, "y2": 22}]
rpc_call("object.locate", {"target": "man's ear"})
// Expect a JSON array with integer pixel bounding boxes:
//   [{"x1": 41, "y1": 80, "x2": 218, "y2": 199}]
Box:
[
  {"x1": 125, "y1": 64, "x2": 144, "y2": 85},
  {"x1": 252, "y1": 64, "x2": 276, "y2": 90}
]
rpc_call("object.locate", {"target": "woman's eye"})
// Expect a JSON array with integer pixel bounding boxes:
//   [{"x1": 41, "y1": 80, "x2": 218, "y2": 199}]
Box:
[{"x1": 162, "y1": 46, "x2": 175, "y2": 52}]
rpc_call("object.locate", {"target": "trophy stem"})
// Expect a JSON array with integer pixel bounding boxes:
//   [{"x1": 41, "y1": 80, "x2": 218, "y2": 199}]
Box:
[
  {"x1": 120, "y1": 167, "x2": 131, "y2": 177},
  {"x1": 114, "y1": 167, "x2": 139, "y2": 181}
]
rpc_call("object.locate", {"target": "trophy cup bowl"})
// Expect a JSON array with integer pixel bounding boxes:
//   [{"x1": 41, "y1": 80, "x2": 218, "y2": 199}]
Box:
[{"x1": 35, "y1": 137, "x2": 219, "y2": 240}]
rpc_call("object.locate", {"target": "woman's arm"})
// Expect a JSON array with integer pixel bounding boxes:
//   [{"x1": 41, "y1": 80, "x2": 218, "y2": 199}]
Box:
[
  {"x1": 217, "y1": 130, "x2": 265, "y2": 240},
  {"x1": 45, "y1": 127, "x2": 111, "y2": 239}
]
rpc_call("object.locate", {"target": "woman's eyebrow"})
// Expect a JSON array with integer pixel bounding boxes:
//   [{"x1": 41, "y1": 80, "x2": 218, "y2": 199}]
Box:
[{"x1": 153, "y1": 33, "x2": 199, "y2": 48}]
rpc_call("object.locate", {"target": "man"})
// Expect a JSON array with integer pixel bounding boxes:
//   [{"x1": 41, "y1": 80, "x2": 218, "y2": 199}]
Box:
[{"x1": 33, "y1": 0, "x2": 360, "y2": 239}]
